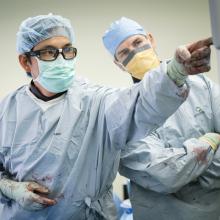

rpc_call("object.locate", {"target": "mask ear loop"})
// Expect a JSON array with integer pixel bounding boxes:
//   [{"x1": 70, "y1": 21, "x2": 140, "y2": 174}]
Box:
[
  {"x1": 114, "y1": 59, "x2": 127, "y2": 72},
  {"x1": 113, "y1": 59, "x2": 135, "y2": 80}
]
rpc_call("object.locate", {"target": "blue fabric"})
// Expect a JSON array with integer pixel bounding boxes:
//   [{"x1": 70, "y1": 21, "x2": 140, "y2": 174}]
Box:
[
  {"x1": 119, "y1": 75, "x2": 220, "y2": 220},
  {"x1": 102, "y1": 17, "x2": 146, "y2": 56},
  {"x1": 16, "y1": 13, "x2": 75, "y2": 54},
  {"x1": 0, "y1": 63, "x2": 187, "y2": 219}
]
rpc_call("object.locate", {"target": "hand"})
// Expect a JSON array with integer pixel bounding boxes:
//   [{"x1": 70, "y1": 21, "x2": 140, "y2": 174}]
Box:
[
  {"x1": 176, "y1": 37, "x2": 213, "y2": 75},
  {"x1": 192, "y1": 147, "x2": 209, "y2": 164},
  {"x1": 0, "y1": 178, "x2": 56, "y2": 211},
  {"x1": 167, "y1": 37, "x2": 213, "y2": 86},
  {"x1": 199, "y1": 132, "x2": 220, "y2": 151}
]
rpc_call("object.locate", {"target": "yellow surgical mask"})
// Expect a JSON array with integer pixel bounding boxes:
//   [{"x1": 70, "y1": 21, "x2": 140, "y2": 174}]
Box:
[{"x1": 122, "y1": 44, "x2": 160, "y2": 80}]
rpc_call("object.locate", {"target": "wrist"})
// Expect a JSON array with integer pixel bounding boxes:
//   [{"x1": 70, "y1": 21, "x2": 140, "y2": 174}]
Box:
[
  {"x1": 199, "y1": 133, "x2": 220, "y2": 151},
  {"x1": 167, "y1": 58, "x2": 187, "y2": 86}
]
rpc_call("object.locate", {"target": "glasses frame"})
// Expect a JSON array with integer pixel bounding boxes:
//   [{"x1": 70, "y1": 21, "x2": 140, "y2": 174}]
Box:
[{"x1": 25, "y1": 46, "x2": 77, "y2": 61}]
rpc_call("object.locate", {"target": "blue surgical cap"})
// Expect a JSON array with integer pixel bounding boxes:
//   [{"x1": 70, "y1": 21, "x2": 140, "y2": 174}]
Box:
[
  {"x1": 16, "y1": 13, "x2": 75, "y2": 54},
  {"x1": 102, "y1": 17, "x2": 147, "y2": 56}
]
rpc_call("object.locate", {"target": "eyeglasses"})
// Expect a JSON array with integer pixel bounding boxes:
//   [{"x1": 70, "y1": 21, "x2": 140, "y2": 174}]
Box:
[{"x1": 25, "y1": 46, "x2": 77, "y2": 61}]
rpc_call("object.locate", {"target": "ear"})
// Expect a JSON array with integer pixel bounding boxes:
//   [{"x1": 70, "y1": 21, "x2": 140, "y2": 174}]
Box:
[
  {"x1": 114, "y1": 60, "x2": 126, "y2": 72},
  {"x1": 147, "y1": 33, "x2": 156, "y2": 49},
  {"x1": 19, "y1": 54, "x2": 31, "y2": 73}
]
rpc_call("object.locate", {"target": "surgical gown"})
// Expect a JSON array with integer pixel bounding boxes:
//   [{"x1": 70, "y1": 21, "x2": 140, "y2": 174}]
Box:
[
  {"x1": 0, "y1": 63, "x2": 187, "y2": 220},
  {"x1": 119, "y1": 74, "x2": 220, "y2": 220}
]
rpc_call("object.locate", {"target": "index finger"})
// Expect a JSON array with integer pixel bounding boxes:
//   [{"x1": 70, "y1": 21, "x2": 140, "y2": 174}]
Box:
[{"x1": 187, "y1": 37, "x2": 213, "y2": 53}]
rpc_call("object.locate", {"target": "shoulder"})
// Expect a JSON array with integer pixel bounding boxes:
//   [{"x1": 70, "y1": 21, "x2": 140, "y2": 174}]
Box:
[{"x1": 0, "y1": 86, "x2": 26, "y2": 120}]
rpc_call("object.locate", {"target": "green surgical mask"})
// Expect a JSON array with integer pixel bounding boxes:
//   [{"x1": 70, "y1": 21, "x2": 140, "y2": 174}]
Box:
[{"x1": 34, "y1": 56, "x2": 75, "y2": 93}]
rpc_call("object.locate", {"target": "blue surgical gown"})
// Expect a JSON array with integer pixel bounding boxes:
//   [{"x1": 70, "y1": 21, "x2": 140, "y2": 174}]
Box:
[
  {"x1": 0, "y1": 63, "x2": 188, "y2": 220},
  {"x1": 119, "y1": 74, "x2": 220, "y2": 220}
]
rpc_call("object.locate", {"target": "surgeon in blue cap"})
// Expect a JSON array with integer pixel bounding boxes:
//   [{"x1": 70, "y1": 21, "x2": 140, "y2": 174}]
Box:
[
  {"x1": 0, "y1": 14, "x2": 214, "y2": 220},
  {"x1": 103, "y1": 17, "x2": 160, "y2": 83},
  {"x1": 103, "y1": 17, "x2": 220, "y2": 220}
]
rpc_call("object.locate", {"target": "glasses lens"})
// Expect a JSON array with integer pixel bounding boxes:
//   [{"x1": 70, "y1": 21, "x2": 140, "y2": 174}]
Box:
[
  {"x1": 39, "y1": 48, "x2": 57, "y2": 61},
  {"x1": 63, "y1": 47, "x2": 77, "y2": 60}
]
